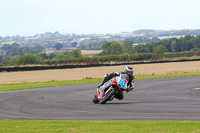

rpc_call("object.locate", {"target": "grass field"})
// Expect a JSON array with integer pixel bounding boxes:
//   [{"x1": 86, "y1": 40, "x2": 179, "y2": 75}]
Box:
[
  {"x1": 81, "y1": 50, "x2": 102, "y2": 55},
  {"x1": 1, "y1": 61, "x2": 200, "y2": 84},
  {"x1": 0, "y1": 120, "x2": 199, "y2": 133}
]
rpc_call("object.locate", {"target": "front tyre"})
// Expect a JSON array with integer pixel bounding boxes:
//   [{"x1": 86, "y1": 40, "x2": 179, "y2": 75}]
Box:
[
  {"x1": 92, "y1": 94, "x2": 99, "y2": 104},
  {"x1": 99, "y1": 87, "x2": 116, "y2": 104}
]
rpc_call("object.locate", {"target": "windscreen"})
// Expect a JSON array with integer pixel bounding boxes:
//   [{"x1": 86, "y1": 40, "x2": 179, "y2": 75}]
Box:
[{"x1": 120, "y1": 74, "x2": 129, "y2": 84}]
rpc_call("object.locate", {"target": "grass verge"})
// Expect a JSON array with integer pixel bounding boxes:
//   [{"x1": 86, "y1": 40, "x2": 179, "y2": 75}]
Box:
[
  {"x1": 0, "y1": 120, "x2": 199, "y2": 133},
  {"x1": 1, "y1": 73, "x2": 200, "y2": 91}
]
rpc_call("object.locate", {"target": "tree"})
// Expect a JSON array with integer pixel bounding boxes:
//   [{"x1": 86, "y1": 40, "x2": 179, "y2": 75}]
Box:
[
  {"x1": 171, "y1": 40, "x2": 180, "y2": 52},
  {"x1": 49, "y1": 53, "x2": 56, "y2": 59},
  {"x1": 11, "y1": 42, "x2": 20, "y2": 48},
  {"x1": 0, "y1": 50, "x2": 5, "y2": 62},
  {"x1": 179, "y1": 35, "x2": 193, "y2": 51},
  {"x1": 1, "y1": 43, "x2": 20, "y2": 52},
  {"x1": 8, "y1": 47, "x2": 22, "y2": 56},
  {"x1": 191, "y1": 36, "x2": 200, "y2": 49},
  {"x1": 71, "y1": 42, "x2": 78, "y2": 47},
  {"x1": 79, "y1": 44, "x2": 89, "y2": 50},
  {"x1": 0, "y1": 55, "x2": 3, "y2": 62},
  {"x1": 122, "y1": 40, "x2": 135, "y2": 54},
  {"x1": 1, "y1": 44, "x2": 11, "y2": 51},
  {"x1": 46, "y1": 41, "x2": 53, "y2": 49},
  {"x1": 99, "y1": 41, "x2": 124, "y2": 55},
  {"x1": 134, "y1": 44, "x2": 150, "y2": 53},
  {"x1": 22, "y1": 46, "x2": 32, "y2": 55},
  {"x1": 0, "y1": 50, "x2": 5, "y2": 56},
  {"x1": 71, "y1": 49, "x2": 81, "y2": 58},
  {"x1": 154, "y1": 45, "x2": 167, "y2": 59},
  {"x1": 39, "y1": 53, "x2": 48, "y2": 59},
  {"x1": 159, "y1": 39, "x2": 172, "y2": 52},
  {"x1": 32, "y1": 45, "x2": 45, "y2": 54},
  {"x1": 53, "y1": 43, "x2": 63, "y2": 50},
  {"x1": 14, "y1": 54, "x2": 41, "y2": 65}
]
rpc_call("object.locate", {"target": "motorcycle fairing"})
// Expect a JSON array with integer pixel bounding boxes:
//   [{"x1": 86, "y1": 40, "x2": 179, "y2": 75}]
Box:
[{"x1": 113, "y1": 76, "x2": 128, "y2": 91}]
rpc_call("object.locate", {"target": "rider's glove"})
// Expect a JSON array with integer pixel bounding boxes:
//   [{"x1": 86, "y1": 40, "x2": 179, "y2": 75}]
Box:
[{"x1": 114, "y1": 72, "x2": 120, "y2": 76}]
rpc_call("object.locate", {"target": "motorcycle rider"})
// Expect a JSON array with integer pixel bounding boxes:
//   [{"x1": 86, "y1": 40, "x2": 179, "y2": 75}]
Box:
[{"x1": 97, "y1": 66, "x2": 135, "y2": 100}]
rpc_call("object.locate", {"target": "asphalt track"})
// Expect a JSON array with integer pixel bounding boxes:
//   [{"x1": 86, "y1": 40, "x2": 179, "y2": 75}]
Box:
[{"x1": 0, "y1": 76, "x2": 200, "y2": 121}]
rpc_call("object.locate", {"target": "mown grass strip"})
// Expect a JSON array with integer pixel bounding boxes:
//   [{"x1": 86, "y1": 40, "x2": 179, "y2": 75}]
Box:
[
  {"x1": 136, "y1": 72, "x2": 200, "y2": 80},
  {"x1": 1, "y1": 73, "x2": 200, "y2": 91},
  {"x1": 0, "y1": 120, "x2": 199, "y2": 133},
  {"x1": 0, "y1": 78, "x2": 102, "y2": 91}
]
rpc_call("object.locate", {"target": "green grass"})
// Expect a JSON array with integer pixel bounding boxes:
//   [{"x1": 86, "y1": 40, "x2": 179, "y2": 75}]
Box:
[
  {"x1": 0, "y1": 78, "x2": 102, "y2": 91},
  {"x1": 136, "y1": 72, "x2": 200, "y2": 80},
  {"x1": 1, "y1": 41, "x2": 15, "y2": 45},
  {"x1": 0, "y1": 120, "x2": 199, "y2": 133},
  {"x1": 1, "y1": 73, "x2": 200, "y2": 91}
]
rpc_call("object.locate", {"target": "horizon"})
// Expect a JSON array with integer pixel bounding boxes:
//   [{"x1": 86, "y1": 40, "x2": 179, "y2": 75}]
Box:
[
  {"x1": 1, "y1": 0, "x2": 200, "y2": 37},
  {"x1": 1, "y1": 28, "x2": 200, "y2": 38}
]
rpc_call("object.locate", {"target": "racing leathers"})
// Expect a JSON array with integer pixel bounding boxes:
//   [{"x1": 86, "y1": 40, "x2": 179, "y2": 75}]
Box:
[{"x1": 98, "y1": 72, "x2": 135, "y2": 100}]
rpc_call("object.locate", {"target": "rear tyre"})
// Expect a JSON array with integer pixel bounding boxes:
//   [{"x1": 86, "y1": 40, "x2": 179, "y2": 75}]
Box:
[
  {"x1": 99, "y1": 87, "x2": 116, "y2": 104},
  {"x1": 92, "y1": 94, "x2": 99, "y2": 104}
]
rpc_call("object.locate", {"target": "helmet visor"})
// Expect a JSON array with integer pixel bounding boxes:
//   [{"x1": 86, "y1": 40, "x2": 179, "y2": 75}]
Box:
[{"x1": 127, "y1": 72, "x2": 133, "y2": 75}]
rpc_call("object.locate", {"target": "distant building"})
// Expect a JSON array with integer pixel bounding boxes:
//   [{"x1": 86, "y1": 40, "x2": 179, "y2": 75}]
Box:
[{"x1": 133, "y1": 43, "x2": 146, "y2": 47}]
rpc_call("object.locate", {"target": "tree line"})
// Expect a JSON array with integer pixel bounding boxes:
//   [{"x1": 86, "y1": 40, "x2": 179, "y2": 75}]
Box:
[
  {"x1": 134, "y1": 35, "x2": 200, "y2": 53},
  {"x1": 1, "y1": 35, "x2": 200, "y2": 66},
  {"x1": 0, "y1": 43, "x2": 45, "y2": 62},
  {"x1": 97, "y1": 35, "x2": 200, "y2": 58},
  {"x1": 0, "y1": 42, "x2": 67, "y2": 62}
]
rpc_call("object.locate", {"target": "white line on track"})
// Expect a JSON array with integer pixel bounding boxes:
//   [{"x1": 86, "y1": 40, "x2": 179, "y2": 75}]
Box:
[{"x1": 193, "y1": 88, "x2": 200, "y2": 90}]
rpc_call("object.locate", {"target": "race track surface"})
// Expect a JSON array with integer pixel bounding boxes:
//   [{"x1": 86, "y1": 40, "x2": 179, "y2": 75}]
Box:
[{"x1": 0, "y1": 76, "x2": 200, "y2": 121}]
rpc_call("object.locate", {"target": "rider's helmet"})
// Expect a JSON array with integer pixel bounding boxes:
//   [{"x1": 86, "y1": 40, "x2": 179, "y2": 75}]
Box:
[{"x1": 124, "y1": 66, "x2": 134, "y2": 76}]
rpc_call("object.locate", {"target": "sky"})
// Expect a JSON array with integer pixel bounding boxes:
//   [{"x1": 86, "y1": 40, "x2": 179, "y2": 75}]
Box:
[{"x1": 1, "y1": 0, "x2": 200, "y2": 37}]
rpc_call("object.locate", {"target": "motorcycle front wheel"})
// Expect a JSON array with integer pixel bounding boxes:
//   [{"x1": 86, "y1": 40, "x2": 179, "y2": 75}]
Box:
[
  {"x1": 99, "y1": 87, "x2": 116, "y2": 104},
  {"x1": 92, "y1": 94, "x2": 99, "y2": 104}
]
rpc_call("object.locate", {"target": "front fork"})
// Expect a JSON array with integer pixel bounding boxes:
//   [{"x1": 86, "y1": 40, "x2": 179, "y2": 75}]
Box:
[{"x1": 101, "y1": 86, "x2": 117, "y2": 101}]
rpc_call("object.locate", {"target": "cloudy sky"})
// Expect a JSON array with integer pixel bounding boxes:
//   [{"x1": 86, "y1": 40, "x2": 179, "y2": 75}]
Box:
[{"x1": 0, "y1": 0, "x2": 200, "y2": 37}]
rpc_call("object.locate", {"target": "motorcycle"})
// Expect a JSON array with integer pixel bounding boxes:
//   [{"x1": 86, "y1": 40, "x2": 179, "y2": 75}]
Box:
[{"x1": 92, "y1": 73, "x2": 129, "y2": 104}]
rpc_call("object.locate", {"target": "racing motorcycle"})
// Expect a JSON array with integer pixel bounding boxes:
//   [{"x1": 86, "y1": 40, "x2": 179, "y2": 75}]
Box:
[{"x1": 92, "y1": 73, "x2": 129, "y2": 104}]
